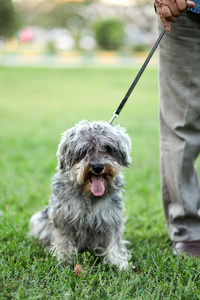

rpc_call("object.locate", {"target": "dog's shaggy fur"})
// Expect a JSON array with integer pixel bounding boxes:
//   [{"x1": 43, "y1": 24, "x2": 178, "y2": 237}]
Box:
[{"x1": 30, "y1": 120, "x2": 131, "y2": 269}]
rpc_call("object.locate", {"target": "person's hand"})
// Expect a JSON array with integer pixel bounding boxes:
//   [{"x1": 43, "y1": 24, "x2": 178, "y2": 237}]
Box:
[{"x1": 155, "y1": 0, "x2": 196, "y2": 31}]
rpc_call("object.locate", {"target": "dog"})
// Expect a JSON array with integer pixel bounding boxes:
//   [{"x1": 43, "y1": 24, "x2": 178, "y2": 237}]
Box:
[{"x1": 30, "y1": 120, "x2": 131, "y2": 269}]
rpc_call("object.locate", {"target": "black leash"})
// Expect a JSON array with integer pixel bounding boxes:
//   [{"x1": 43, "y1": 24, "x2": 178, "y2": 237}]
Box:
[{"x1": 109, "y1": 28, "x2": 166, "y2": 125}]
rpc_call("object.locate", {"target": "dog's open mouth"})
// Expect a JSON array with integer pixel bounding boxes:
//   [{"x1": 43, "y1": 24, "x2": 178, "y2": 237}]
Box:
[{"x1": 90, "y1": 175, "x2": 105, "y2": 197}]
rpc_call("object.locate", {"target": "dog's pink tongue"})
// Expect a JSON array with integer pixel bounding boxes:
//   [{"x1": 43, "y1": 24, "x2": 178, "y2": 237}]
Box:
[{"x1": 91, "y1": 176, "x2": 105, "y2": 197}]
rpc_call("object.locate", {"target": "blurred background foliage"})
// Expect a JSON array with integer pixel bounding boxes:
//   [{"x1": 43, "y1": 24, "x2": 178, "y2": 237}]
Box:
[
  {"x1": 0, "y1": 0, "x2": 20, "y2": 38},
  {"x1": 0, "y1": 0, "x2": 157, "y2": 52},
  {"x1": 94, "y1": 18, "x2": 124, "y2": 50}
]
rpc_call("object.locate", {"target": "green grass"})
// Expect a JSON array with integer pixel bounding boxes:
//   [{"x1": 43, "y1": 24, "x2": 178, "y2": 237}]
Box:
[{"x1": 1, "y1": 66, "x2": 200, "y2": 299}]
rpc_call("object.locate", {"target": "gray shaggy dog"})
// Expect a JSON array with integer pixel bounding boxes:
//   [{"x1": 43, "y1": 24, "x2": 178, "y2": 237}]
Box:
[{"x1": 30, "y1": 120, "x2": 131, "y2": 269}]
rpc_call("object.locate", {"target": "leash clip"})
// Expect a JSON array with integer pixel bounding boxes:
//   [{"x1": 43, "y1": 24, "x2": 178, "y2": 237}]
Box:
[{"x1": 109, "y1": 112, "x2": 119, "y2": 125}]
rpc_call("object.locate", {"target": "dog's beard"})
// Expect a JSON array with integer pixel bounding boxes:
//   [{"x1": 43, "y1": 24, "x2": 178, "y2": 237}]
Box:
[{"x1": 71, "y1": 160, "x2": 121, "y2": 197}]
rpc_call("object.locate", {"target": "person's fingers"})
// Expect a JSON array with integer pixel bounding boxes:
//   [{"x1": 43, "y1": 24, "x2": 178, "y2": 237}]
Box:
[
  {"x1": 162, "y1": 5, "x2": 180, "y2": 21},
  {"x1": 176, "y1": 0, "x2": 188, "y2": 11},
  {"x1": 155, "y1": 0, "x2": 180, "y2": 31},
  {"x1": 157, "y1": 8, "x2": 171, "y2": 31},
  {"x1": 185, "y1": 0, "x2": 196, "y2": 8},
  {"x1": 177, "y1": 0, "x2": 195, "y2": 11},
  {"x1": 168, "y1": 0, "x2": 182, "y2": 16},
  {"x1": 155, "y1": 0, "x2": 196, "y2": 31}
]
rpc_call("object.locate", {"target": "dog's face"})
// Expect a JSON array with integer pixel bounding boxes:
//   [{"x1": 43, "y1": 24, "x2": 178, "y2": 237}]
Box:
[{"x1": 57, "y1": 120, "x2": 131, "y2": 197}]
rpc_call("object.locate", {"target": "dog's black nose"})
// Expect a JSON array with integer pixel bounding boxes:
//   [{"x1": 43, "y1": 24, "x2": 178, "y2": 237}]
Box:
[{"x1": 92, "y1": 164, "x2": 104, "y2": 174}]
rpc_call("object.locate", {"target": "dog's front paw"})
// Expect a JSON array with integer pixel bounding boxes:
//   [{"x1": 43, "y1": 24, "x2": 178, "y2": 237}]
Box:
[{"x1": 104, "y1": 252, "x2": 130, "y2": 270}]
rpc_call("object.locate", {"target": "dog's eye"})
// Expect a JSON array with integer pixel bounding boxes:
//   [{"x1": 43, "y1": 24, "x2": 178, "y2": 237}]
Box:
[
  {"x1": 105, "y1": 145, "x2": 112, "y2": 155},
  {"x1": 79, "y1": 149, "x2": 87, "y2": 160}
]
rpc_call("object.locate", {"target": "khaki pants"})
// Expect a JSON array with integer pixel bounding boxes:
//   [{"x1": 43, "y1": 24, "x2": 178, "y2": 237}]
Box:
[{"x1": 158, "y1": 12, "x2": 200, "y2": 241}]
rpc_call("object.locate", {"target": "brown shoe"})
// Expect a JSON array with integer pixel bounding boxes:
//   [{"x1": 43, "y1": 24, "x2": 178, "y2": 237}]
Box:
[{"x1": 173, "y1": 240, "x2": 200, "y2": 257}]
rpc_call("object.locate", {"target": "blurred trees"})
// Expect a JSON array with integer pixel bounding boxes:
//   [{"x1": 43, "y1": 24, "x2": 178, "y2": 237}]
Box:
[
  {"x1": 94, "y1": 19, "x2": 124, "y2": 50},
  {"x1": 4, "y1": 0, "x2": 156, "y2": 51},
  {"x1": 0, "y1": 0, "x2": 20, "y2": 37},
  {"x1": 17, "y1": 0, "x2": 93, "y2": 47},
  {"x1": 17, "y1": 0, "x2": 92, "y2": 29}
]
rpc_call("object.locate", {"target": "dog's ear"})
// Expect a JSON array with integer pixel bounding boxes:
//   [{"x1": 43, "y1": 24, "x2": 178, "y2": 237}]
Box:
[
  {"x1": 57, "y1": 139, "x2": 67, "y2": 170},
  {"x1": 116, "y1": 128, "x2": 132, "y2": 167},
  {"x1": 56, "y1": 128, "x2": 76, "y2": 170},
  {"x1": 57, "y1": 121, "x2": 90, "y2": 170}
]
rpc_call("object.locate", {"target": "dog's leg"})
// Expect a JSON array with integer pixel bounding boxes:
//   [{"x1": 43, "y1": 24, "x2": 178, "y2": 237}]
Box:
[
  {"x1": 49, "y1": 227, "x2": 78, "y2": 263},
  {"x1": 103, "y1": 230, "x2": 131, "y2": 270},
  {"x1": 30, "y1": 207, "x2": 77, "y2": 264},
  {"x1": 105, "y1": 245, "x2": 130, "y2": 269},
  {"x1": 30, "y1": 206, "x2": 51, "y2": 245}
]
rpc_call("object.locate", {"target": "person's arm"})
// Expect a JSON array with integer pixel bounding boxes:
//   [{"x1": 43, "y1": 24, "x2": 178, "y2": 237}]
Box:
[{"x1": 155, "y1": 0, "x2": 196, "y2": 31}]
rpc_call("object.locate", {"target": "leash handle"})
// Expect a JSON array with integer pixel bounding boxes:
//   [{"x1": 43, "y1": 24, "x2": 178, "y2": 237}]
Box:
[{"x1": 109, "y1": 29, "x2": 166, "y2": 125}]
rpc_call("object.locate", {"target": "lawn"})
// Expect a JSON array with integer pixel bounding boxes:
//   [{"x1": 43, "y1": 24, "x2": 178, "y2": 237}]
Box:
[{"x1": 0, "y1": 66, "x2": 200, "y2": 299}]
